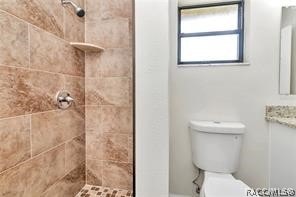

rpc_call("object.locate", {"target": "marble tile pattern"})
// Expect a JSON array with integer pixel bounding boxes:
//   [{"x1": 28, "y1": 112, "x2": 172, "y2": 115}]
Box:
[
  {"x1": 65, "y1": 135, "x2": 86, "y2": 173},
  {"x1": 31, "y1": 109, "x2": 85, "y2": 156},
  {"x1": 64, "y1": 0, "x2": 85, "y2": 42},
  {"x1": 266, "y1": 106, "x2": 296, "y2": 128},
  {"x1": 30, "y1": 26, "x2": 85, "y2": 76},
  {"x1": 0, "y1": 62, "x2": 64, "y2": 118},
  {"x1": 0, "y1": 0, "x2": 84, "y2": 40},
  {"x1": 102, "y1": 162, "x2": 133, "y2": 190},
  {"x1": 0, "y1": 0, "x2": 64, "y2": 38},
  {"x1": 0, "y1": 116, "x2": 30, "y2": 172},
  {"x1": 87, "y1": 159, "x2": 103, "y2": 186},
  {"x1": 85, "y1": 0, "x2": 134, "y2": 191},
  {"x1": 76, "y1": 185, "x2": 133, "y2": 197},
  {"x1": 41, "y1": 164, "x2": 86, "y2": 197},
  {"x1": 86, "y1": 0, "x2": 132, "y2": 22},
  {"x1": 0, "y1": 0, "x2": 134, "y2": 195},
  {"x1": 85, "y1": 77, "x2": 131, "y2": 106},
  {"x1": 0, "y1": 1, "x2": 85, "y2": 196},
  {"x1": 86, "y1": 18, "x2": 130, "y2": 49},
  {"x1": 85, "y1": 49, "x2": 132, "y2": 78},
  {"x1": 0, "y1": 144, "x2": 66, "y2": 196},
  {"x1": 0, "y1": 11, "x2": 29, "y2": 68}
]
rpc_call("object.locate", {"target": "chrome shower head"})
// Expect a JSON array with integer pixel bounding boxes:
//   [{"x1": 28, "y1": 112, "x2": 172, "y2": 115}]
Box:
[{"x1": 61, "y1": 0, "x2": 85, "y2": 17}]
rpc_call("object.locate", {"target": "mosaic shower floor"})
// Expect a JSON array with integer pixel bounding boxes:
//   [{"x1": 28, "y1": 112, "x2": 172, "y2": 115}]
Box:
[{"x1": 76, "y1": 185, "x2": 133, "y2": 197}]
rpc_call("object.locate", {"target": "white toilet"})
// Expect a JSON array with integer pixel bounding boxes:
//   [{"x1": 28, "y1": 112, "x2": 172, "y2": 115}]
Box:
[{"x1": 190, "y1": 120, "x2": 254, "y2": 197}]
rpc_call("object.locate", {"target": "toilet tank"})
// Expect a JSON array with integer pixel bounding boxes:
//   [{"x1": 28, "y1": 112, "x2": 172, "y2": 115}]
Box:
[{"x1": 190, "y1": 121, "x2": 245, "y2": 173}]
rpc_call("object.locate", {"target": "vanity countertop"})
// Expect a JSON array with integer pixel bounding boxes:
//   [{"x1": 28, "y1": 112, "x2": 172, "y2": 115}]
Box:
[{"x1": 266, "y1": 106, "x2": 296, "y2": 128}]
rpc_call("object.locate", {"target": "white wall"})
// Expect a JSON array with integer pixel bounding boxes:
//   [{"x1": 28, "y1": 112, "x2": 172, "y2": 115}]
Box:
[
  {"x1": 169, "y1": 0, "x2": 289, "y2": 195},
  {"x1": 135, "y1": 0, "x2": 170, "y2": 196}
]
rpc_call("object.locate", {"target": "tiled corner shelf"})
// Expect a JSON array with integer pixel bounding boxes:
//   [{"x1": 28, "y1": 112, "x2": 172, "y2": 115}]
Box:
[
  {"x1": 70, "y1": 42, "x2": 105, "y2": 52},
  {"x1": 266, "y1": 106, "x2": 296, "y2": 128}
]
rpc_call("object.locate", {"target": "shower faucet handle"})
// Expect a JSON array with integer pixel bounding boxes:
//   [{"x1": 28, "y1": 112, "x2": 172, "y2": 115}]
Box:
[
  {"x1": 58, "y1": 95, "x2": 74, "y2": 103},
  {"x1": 56, "y1": 91, "x2": 74, "y2": 109}
]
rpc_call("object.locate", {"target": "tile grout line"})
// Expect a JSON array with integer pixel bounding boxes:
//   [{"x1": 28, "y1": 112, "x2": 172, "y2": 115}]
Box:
[
  {"x1": 0, "y1": 104, "x2": 86, "y2": 122},
  {"x1": 0, "y1": 63, "x2": 85, "y2": 79},
  {"x1": 0, "y1": 134, "x2": 83, "y2": 176},
  {"x1": 84, "y1": 0, "x2": 87, "y2": 181},
  {"x1": 1, "y1": 2, "x2": 134, "y2": 193},
  {"x1": 41, "y1": 161, "x2": 85, "y2": 196},
  {"x1": 1, "y1": 61, "x2": 133, "y2": 79},
  {"x1": 63, "y1": 3, "x2": 66, "y2": 40},
  {"x1": 0, "y1": 9, "x2": 67, "y2": 45},
  {"x1": 28, "y1": 23, "x2": 31, "y2": 69},
  {"x1": 85, "y1": 157, "x2": 133, "y2": 165},
  {"x1": 29, "y1": 115, "x2": 32, "y2": 158},
  {"x1": 85, "y1": 105, "x2": 133, "y2": 107},
  {"x1": 64, "y1": 133, "x2": 86, "y2": 175}
]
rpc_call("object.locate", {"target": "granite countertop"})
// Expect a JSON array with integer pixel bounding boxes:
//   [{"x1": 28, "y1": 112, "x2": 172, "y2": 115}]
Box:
[{"x1": 266, "y1": 106, "x2": 296, "y2": 128}]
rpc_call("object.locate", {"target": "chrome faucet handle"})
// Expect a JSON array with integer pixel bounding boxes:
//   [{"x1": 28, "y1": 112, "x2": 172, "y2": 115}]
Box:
[
  {"x1": 65, "y1": 96, "x2": 74, "y2": 103},
  {"x1": 56, "y1": 91, "x2": 74, "y2": 109}
]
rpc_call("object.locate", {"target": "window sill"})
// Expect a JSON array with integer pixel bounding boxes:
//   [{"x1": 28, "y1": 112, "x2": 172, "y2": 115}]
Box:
[{"x1": 177, "y1": 62, "x2": 250, "y2": 67}]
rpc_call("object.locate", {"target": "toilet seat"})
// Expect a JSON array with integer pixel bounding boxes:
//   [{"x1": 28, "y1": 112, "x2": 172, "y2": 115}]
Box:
[{"x1": 200, "y1": 172, "x2": 254, "y2": 197}]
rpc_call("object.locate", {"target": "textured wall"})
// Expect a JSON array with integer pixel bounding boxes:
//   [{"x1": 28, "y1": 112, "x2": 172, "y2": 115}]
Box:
[
  {"x1": 135, "y1": 0, "x2": 170, "y2": 196},
  {"x1": 0, "y1": 0, "x2": 86, "y2": 196},
  {"x1": 85, "y1": 0, "x2": 134, "y2": 191}
]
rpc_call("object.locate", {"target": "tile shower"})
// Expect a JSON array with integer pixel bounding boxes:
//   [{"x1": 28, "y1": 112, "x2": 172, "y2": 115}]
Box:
[{"x1": 0, "y1": 0, "x2": 133, "y2": 196}]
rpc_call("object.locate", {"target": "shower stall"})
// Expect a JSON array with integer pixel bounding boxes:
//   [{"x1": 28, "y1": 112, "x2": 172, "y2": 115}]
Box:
[{"x1": 0, "y1": 0, "x2": 134, "y2": 196}]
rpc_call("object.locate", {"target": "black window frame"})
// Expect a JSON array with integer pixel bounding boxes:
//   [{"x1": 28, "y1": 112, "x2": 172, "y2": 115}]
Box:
[{"x1": 178, "y1": 1, "x2": 245, "y2": 65}]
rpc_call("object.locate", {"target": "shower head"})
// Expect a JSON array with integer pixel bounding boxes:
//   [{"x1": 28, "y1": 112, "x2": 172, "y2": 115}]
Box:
[
  {"x1": 75, "y1": 7, "x2": 85, "y2": 17},
  {"x1": 61, "y1": 0, "x2": 85, "y2": 17}
]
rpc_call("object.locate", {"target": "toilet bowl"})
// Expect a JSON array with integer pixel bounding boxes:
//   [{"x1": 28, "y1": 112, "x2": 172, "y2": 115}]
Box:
[
  {"x1": 190, "y1": 121, "x2": 254, "y2": 197},
  {"x1": 200, "y1": 171, "x2": 252, "y2": 197}
]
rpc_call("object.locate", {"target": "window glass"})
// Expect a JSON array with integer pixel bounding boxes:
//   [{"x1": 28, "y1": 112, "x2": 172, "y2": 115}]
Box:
[
  {"x1": 181, "y1": 34, "x2": 239, "y2": 62},
  {"x1": 181, "y1": 5, "x2": 239, "y2": 33},
  {"x1": 178, "y1": 2, "x2": 244, "y2": 64}
]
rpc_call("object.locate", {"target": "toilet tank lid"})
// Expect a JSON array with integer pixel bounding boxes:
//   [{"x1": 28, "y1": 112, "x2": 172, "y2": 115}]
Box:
[{"x1": 190, "y1": 121, "x2": 245, "y2": 134}]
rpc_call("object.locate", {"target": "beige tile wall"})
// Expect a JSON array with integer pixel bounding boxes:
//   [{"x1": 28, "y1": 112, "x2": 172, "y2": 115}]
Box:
[
  {"x1": 0, "y1": 0, "x2": 86, "y2": 196},
  {"x1": 0, "y1": 0, "x2": 134, "y2": 195},
  {"x1": 85, "y1": 0, "x2": 134, "y2": 191}
]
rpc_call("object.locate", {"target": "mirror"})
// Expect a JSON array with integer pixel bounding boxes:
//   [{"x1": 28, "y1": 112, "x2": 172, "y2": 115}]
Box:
[{"x1": 280, "y1": 6, "x2": 296, "y2": 95}]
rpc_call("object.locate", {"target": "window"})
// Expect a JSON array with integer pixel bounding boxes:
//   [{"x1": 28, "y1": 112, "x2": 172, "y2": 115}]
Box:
[{"x1": 178, "y1": 1, "x2": 244, "y2": 65}]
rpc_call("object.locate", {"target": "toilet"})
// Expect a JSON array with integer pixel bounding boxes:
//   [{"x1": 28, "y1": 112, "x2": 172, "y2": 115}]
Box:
[{"x1": 190, "y1": 120, "x2": 254, "y2": 197}]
